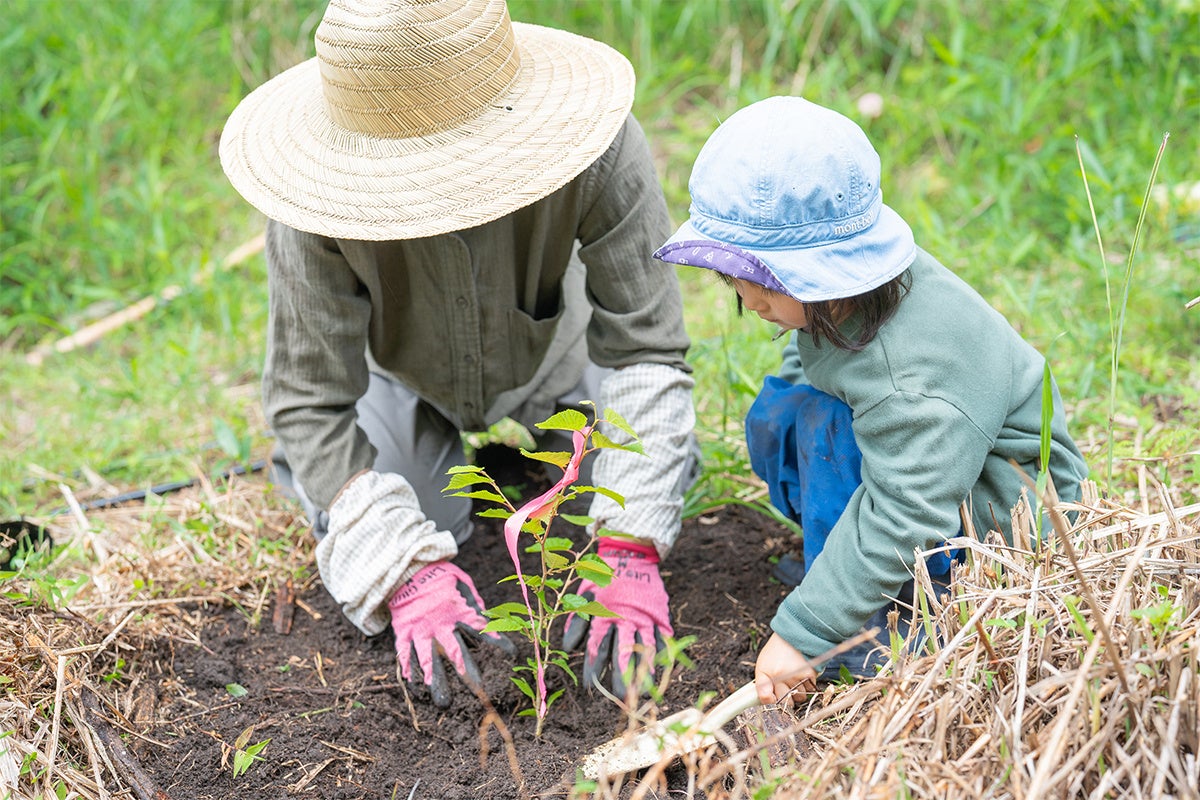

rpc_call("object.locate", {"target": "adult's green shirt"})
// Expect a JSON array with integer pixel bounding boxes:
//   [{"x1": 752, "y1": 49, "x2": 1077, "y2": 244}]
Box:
[
  {"x1": 772, "y1": 248, "x2": 1088, "y2": 661},
  {"x1": 262, "y1": 116, "x2": 690, "y2": 510}
]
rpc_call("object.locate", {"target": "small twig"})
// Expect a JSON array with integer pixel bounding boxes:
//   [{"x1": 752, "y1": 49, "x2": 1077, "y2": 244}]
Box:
[
  {"x1": 286, "y1": 757, "x2": 335, "y2": 793},
  {"x1": 973, "y1": 619, "x2": 1001, "y2": 665},
  {"x1": 272, "y1": 577, "x2": 296, "y2": 635},
  {"x1": 466, "y1": 677, "x2": 526, "y2": 799},
  {"x1": 43, "y1": 654, "x2": 67, "y2": 794},
  {"x1": 319, "y1": 739, "x2": 376, "y2": 762},
  {"x1": 25, "y1": 233, "x2": 264, "y2": 366},
  {"x1": 80, "y1": 690, "x2": 170, "y2": 800},
  {"x1": 396, "y1": 662, "x2": 420, "y2": 731}
]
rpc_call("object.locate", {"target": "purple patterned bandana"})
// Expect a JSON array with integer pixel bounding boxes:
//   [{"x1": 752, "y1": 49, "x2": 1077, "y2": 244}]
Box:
[{"x1": 653, "y1": 240, "x2": 794, "y2": 297}]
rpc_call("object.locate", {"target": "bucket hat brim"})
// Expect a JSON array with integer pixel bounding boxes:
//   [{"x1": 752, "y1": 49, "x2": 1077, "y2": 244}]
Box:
[
  {"x1": 655, "y1": 200, "x2": 916, "y2": 303},
  {"x1": 220, "y1": 22, "x2": 634, "y2": 241}
]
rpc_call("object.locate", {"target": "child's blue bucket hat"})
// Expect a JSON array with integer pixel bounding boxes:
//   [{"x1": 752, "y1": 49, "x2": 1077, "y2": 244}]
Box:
[{"x1": 654, "y1": 96, "x2": 915, "y2": 302}]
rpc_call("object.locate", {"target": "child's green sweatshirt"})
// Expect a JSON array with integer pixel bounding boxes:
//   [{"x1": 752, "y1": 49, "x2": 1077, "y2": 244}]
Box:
[{"x1": 772, "y1": 247, "x2": 1088, "y2": 662}]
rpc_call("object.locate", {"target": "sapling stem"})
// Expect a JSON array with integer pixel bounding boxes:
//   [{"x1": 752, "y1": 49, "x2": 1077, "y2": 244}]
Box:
[{"x1": 444, "y1": 404, "x2": 638, "y2": 735}]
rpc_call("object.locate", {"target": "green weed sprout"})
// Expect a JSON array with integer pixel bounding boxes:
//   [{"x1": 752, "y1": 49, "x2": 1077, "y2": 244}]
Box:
[
  {"x1": 230, "y1": 726, "x2": 270, "y2": 779},
  {"x1": 443, "y1": 404, "x2": 642, "y2": 736}
]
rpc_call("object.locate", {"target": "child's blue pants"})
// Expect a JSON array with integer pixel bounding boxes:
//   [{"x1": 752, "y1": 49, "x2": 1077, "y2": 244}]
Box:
[{"x1": 745, "y1": 376, "x2": 957, "y2": 582}]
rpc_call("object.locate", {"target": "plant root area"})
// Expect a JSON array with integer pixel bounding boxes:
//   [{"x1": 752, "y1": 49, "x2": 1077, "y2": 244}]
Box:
[{"x1": 127, "y1": 454, "x2": 797, "y2": 799}]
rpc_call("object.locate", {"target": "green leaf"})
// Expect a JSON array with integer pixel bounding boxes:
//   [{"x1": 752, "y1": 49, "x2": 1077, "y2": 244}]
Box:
[
  {"x1": 1063, "y1": 594, "x2": 1094, "y2": 643},
  {"x1": 448, "y1": 489, "x2": 509, "y2": 504},
  {"x1": 519, "y1": 448, "x2": 571, "y2": 468},
  {"x1": 475, "y1": 508, "x2": 513, "y2": 519},
  {"x1": 213, "y1": 418, "x2": 240, "y2": 459},
  {"x1": 561, "y1": 592, "x2": 589, "y2": 611},
  {"x1": 603, "y1": 407, "x2": 639, "y2": 440},
  {"x1": 591, "y1": 430, "x2": 645, "y2": 455},
  {"x1": 559, "y1": 513, "x2": 594, "y2": 527},
  {"x1": 445, "y1": 464, "x2": 486, "y2": 475},
  {"x1": 512, "y1": 676, "x2": 534, "y2": 700},
  {"x1": 244, "y1": 739, "x2": 270, "y2": 759},
  {"x1": 225, "y1": 683, "x2": 248, "y2": 698},
  {"x1": 524, "y1": 537, "x2": 574, "y2": 553},
  {"x1": 571, "y1": 600, "x2": 619, "y2": 618},
  {"x1": 521, "y1": 519, "x2": 546, "y2": 535},
  {"x1": 572, "y1": 485, "x2": 625, "y2": 507},
  {"x1": 534, "y1": 408, "x2": 588, "y2": 432},
  {"x1": 483, "y1": 617, "x2": 529, "y2": 633},
  {"x1": 575, "y1": 553, "x2": 614, "y2": 587},
  {"x1": 484, "y1": 602, "x2": 531, "y2": 617},
  {"x1": 444, "y1": 472, "x2": 494, "y2": 490},
  {"x1": 543, "y1": 551, "x2": 570, "y2": 570}
]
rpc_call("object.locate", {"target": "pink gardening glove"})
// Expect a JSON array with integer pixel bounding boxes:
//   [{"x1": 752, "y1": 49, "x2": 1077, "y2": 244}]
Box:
[
  {"x1": 563, "y1": 537, "x2": 673, "y2": 696},
  {"x1": 388, "y1": 561, "x2": 515, "y2": 707}
]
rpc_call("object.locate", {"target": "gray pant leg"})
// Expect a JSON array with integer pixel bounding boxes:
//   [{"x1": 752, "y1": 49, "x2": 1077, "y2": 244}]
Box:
[
  {"x1": 272, "y1": 371, "x2": 472, "y2": 544},
  {"x1": 354, "y1": 372, "x2": 474, "y2": 543}
]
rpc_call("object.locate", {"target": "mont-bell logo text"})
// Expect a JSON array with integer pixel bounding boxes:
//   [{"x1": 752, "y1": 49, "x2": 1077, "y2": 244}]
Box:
[{"x1": 833, "y1": 215, "x2": 873, "y2": 236}]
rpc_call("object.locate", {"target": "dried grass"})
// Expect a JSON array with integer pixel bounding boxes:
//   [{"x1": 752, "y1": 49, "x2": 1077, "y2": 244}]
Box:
[
  {"x1": 3, "y1": 470, "x2": 1197, "y2": 799},
  {"x1": 592, "y1": 479, "x2": 1200, "y2": 800},
  {"x1": 1, "y1": 475, "x2": 309, "y2": 800}
]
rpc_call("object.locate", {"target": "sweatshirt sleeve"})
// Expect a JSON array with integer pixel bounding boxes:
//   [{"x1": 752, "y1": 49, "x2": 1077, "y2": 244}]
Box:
[{"x1": 770, "y1": 390, "x2": 992, "y2": 661}]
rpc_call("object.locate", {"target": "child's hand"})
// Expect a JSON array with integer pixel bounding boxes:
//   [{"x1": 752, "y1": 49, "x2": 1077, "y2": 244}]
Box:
[{"x1": 755, "y1": 632, "x2": 817, "y2": 705}]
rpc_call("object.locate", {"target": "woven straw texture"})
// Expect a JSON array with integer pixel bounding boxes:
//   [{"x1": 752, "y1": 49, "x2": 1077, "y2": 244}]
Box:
[{"x1": 220, "y1": 0, "x2": 634, "y2": 241}]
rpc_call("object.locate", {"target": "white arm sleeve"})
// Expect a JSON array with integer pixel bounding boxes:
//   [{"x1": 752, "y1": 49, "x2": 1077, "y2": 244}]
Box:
[
  {"x1": 588, "y1": 363, "x2": 697, "y2": 557},
  {"x1": 316, "y1": 470, "x2": 459, "y2": 635}
]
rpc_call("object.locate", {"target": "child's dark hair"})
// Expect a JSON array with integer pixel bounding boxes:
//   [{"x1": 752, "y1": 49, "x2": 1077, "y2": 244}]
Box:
[{"x1": 721, "y1": 270, "x2": 911, "y2": 351}]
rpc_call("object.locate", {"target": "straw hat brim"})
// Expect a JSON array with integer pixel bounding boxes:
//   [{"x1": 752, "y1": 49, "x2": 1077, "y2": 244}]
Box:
[{"x1": 220, "y1": 22, "x2": 634, "y2": 241}]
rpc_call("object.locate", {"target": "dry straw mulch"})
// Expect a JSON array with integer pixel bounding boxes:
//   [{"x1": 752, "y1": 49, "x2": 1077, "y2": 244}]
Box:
[
  {"x1": 595, "y1": 481, "x2": 1199, "y2": 800},
  {"x1": 1, "y1": 474, "x2": 308, "y2": 800},
  {"x1": 2, "y1": 473, "x2": 1198, "y2": 800}
]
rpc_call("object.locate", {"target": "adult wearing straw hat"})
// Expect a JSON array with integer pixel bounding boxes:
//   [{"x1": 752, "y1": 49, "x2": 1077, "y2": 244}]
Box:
[{"x1": 221, "y1": 0, "x2": 695, "y2": 707}]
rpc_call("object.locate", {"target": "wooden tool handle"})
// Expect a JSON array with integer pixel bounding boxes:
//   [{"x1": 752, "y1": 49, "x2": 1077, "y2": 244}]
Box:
[{"x1": 698, "y1": 681, "x2": 761, "y2": 732}]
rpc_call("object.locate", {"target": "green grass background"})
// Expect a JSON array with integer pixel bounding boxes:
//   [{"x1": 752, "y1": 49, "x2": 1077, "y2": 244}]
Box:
[{"x1": 2, "y1": 0, "x2": 1198, "y2": 521}]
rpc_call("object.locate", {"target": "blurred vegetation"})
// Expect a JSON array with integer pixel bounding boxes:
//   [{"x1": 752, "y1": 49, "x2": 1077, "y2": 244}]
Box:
[{"x1": 2, "y1": 0, "x2": 1197, "y2": 519}]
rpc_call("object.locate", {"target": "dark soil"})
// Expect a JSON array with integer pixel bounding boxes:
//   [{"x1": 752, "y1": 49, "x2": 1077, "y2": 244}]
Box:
[{"x1": 127, "y1": 449, "x2": 798, "y2": 799}]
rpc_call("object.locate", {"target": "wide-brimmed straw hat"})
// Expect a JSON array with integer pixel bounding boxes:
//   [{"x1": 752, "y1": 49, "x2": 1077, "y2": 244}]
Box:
[
  {"x1": 654, "y1": 96, "x2": 915, "y2": 302},
  {"x1": 220, "y1": 0, "x2": 635, "y2": 241}
]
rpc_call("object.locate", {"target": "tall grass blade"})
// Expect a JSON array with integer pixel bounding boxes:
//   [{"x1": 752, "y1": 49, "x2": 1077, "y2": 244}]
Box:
[{"x1": 1076, "y1": 132, "x2": 1170, "y2": 488}]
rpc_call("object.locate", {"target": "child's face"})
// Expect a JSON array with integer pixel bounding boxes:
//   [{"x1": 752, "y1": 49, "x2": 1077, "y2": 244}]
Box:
[{"x1": 731, "y1": 279, "x2": 809, "y2": 332}]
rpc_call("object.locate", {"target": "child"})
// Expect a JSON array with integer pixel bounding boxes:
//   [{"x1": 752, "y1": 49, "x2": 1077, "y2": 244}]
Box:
[{"x1": 654, "y1": 96, "x2": 1088, "y2": 704}]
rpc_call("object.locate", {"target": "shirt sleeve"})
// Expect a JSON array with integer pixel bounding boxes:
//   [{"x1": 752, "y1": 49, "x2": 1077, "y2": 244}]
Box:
[
  {"x1": 770, "y1": 390, "x2": 992, "y2": 662},
  {"x1": 588, "y1": 363, "x2": 696, "y2": 555},
  {"x1": 262, "y1": 220, "x2": 377, "y2": 510},
  {"x1": 575, "y1": 115, "x2": 691, "y2": 373}
]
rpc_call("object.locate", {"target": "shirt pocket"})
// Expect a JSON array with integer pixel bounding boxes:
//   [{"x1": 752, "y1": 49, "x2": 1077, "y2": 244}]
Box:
[{"x1": 501, "y1": 298, "x2": 565, "y2": 389}]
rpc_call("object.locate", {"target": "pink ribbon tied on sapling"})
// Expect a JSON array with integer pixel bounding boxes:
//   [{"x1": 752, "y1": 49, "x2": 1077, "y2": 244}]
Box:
[{"x1": 501, "y1": 426, "x2": 591, "y2": 719}]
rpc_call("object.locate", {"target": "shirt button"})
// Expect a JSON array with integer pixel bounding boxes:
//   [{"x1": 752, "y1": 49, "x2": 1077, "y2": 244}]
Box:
[{"x1": 456, "y1": 296, "x2": 468, "y2": 308}]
